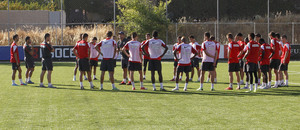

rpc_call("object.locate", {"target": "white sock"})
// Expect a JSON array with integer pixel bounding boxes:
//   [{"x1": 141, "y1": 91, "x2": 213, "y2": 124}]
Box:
[
  {"x1": 229, "y1": 83, "x2": 233, "y2": 88},
  {"x1": 255, "y1": 83, "x2": 258, "y2": 90},
  {"x1": 245, "y1": 82, "x2": 249, "y2": 87},
  {"x1": 175, "y1": 83, "x2": 179, "y2": 89},
  {"x1": 250, "y1": 84, "x2": 253, "y2": 91},
  {"x1": 237, "y1": 83, "x2": 240, "y2": 88},
  {"x1": 12, "y1": 80, "x2": 16, "y2": 84},
  {"x1": 180, "y1": 76, "x2": 182, "y2": 79},
  {"x1": 198, "y1": 77, "x2": 200, "y2": 80},
  {"x1": 123, "y1": 79, "x2": 127, "y2": 82},
  {"x1": 73, "y1": 75, "x2": 76, "y2": 79},
  {"x1": 19, "y1": 79, "x2": 24, "y2": 84},
  {"x1": 89, "y1": 82, "x2": 93, "y2": 87},
  {"x1": 268, "y1": 81, "x2": 271, "y2": 86},
  {"x1": 101, "y1": 84, "x2": 103, "y2": 89},
  {"x1": 40, "y1": 82, "x2": 43, "y2": 86},
  {"x1": 80, "y1": 82, "x2": 83, "y2": 86},
  {"x1": 152, "y1": 84, "x2": 156, "y2": 89},
  {"x1": 211, "y1": 83, "x2": 214, "y2": 89},
  {"x1": 173, "y1": 76, "x2": 176, "y2": 79},
  {"x1": 143, "y1": 75, "x2": 146, "y2": 78},
  {"x1": 275, "y1": 81, "x2": 278, "y2": 86},
  {"x1": 140, "y1": 82, "x2": 143, "y2": 87},
  {"x1": 112, "y1": 83, "x2": 115, "y2": 89},
  {"x1": 48, "y1": 83, "x2": 52, "y2": 86},
  {"x1": 129, "y1": 78, "x2": 131, "y2": 82},
  {"x1": 200, "y1": 83, "x2": 203, "y2": 89},
  {"x1": 132, "y1": 82, "x2": 135, "y2": 88},
  {"x1": 262, "y1": 82, "x2": 266, "y2": 87},
  {"x1": 214, "y1": 78, "x2": 217, "y2": 82},
  {"x1": 207, "y1": 78, "x2": 210, "y2": 81},
  {"x1": 281, "y1": 80, "x2": 284, "y2": 84},
  {"x1": 28, "y1": 77, "x2": 31, "y2": 81},
  {"x1": 258, "y1": 79, "x2": 261, "y2": 83},
  {"x1": 240, "y1": 80, "x2": 244, "y2": 83},
  {"x1": 285, "y1": 80, "x2": 288, "y2": 85},
  {"x1": 160, "y1": 83, "x2": 163, "y2": 89},
  {"x1": 25, "y1": 78, "x2": 28, "y2": 82},
  {"x1": 84, "y1": 75, "x2": 87, "y2": 79},
  {"x1": 184, "y1": 83, "x2": 188, "y2": 89},
  {"x1": 93, "y1": 75, "x2": 96, "y2": 79}
]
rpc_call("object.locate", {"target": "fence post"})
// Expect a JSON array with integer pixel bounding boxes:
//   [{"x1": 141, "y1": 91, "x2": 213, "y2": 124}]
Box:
[
  {"x1": 96, "y1": 23, "x2": 98, "y2": 37},
  {"x1": 175, "y1": 23, "x2": 178, "y2": 39},
  {"x1": 292, "y1": 22, "x2": 295, "y2": 44},
  {"x1": 214, "y1": 22, "x2": 217, "y2": 39},
  {"x1": 253, "y1": 22, "x2": 256, "y2": 34},
  {"x1": 55, "y1": 23, "x2": 58, "y2": 45},
  {"x1": 7, "y1": 0, "x2": 10, "y2": 46}
]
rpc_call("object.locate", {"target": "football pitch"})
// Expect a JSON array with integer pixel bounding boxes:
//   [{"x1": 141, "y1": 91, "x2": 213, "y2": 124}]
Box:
[{"x1": 0, "y1": 61, "x2": 299, "y2": 129}]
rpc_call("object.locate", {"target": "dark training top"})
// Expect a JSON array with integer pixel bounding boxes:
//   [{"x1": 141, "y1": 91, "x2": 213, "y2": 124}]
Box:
[
  {"x1": 117, "y1": 38, "x2": 129, "y2": 59},
  {"x1": 40, "y1": 41, "x2": 53, "y2": 59},
  {"x1": 23, "y1": 43, "x2": 34, "y2": 60}
]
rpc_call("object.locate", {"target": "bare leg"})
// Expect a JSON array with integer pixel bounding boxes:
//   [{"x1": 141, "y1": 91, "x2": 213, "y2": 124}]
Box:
[
  {"x1": 109, "y1": 71, "x2": 115, "y2": 84},
  {"x1": 47, "y1": 71, "x2": 52, "y2": 84},
  {"x1": 12, "y1": 70, "x2": 16, "y2": 81},
  {"x1": 40, "y1": 70, "x2": 46, "y2": 83},
  {"x1": 100, "y1": 71, "x2": 105, "y2": 84}
]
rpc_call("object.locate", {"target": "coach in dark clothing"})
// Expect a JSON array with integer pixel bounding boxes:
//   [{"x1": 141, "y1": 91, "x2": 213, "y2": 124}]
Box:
[
  {"x1": 117, "y1": 31, "x2": 131, "y2": 85},
  {"x1": 40, "y1": 33, "x2": 56, "y2": 88}
]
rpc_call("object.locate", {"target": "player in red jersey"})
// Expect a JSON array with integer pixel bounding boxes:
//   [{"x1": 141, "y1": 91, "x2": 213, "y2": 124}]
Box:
[
  {"x1": 172, "y1": 37, "x2": 198, "y2": 91},
  {"x1": 73, "y1": 34, "x2": 87, "y2": 81},
  {"x1": 73, "y1": 33, "x2": 94, "y2": 90},
  {"x1": 258, "y1": 38, "x2": 272, "y2": 89},
  {"x1": 255, "y1": 33, "x2": 262, "y2": 85},
  {"x1": 10, "y1": 34, "x2": 26, "y2": 86},
  {"x1": 189, "y1": 35, "x2": 201, "y2": 82},
  {"x1": 225, "y1": 33, "x2": 241, "y2": 90},
  {"x1": 268, "y1": 32, "x2": 281, "y2": 88},
  {"x1": 243, "y1": 33, "x2": 261, "y2": 92},
  {"x1": 95, "y1": 31, "x2": 119, "y2": 91},
  {"x1": 275, "y1": 33, "x2": 285, "y2": 86},
  {"x1": 122, "y1": 32, "x2": 147, "y2": 90},
  {"x1": 236, "y1": 33, "x2": 246, "y2": 85},
  {"x1": 142, "y1": 30, "x2": 168, "y2": 91},
  {"x1": 207, "y1": 36, "x2": 220, "y2": 83},
  {"x1": 141, "y1": 33, "x2": 151, "y2": 79},
  {"x1": 170, "y1": 36, "x2": 183, "y2": 81},
  {"x1": 279, "y1": 35, "x2": 290, "y2": 86},
  {"x1": 89, "y1": 37, "x2": 100, "y2": 80}
]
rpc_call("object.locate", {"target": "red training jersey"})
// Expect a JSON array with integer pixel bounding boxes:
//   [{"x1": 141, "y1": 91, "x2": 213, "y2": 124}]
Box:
[
  {"x1": 228, "y1": 41, "x2": 241, "y2": 64},
  {"x1": 237, "y1": 40, "x2": 246, "y2": 60},
  {"x1": 270, "y1": 38, "x2": 281, "y2": 60},
  {"x1": 260, "y1": 43, "x2": 272, "y2": 65},
  {"x1": 73, "y1": 40, "x2": 90, "y2": 59},
  {"x1": 141, "y1": 40, "x2": 150, "y2": 60},
  {"x1": 10, "y1": 42, "x2": 20, "y2": 63},
  {"x1": 281, "y1": 42, "x2": 291, "y2": 64},
  {"x1": 245, "y1": 40, "x2": 260, "y2": 64}
]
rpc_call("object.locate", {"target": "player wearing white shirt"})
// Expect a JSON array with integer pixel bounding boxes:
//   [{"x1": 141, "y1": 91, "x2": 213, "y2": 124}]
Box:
[
  {"x1": 170, "y1": 36, "x2": 183, "y2": 81},
  {"x1": 172, "y1": 37, "x2": 198, "y2": 91},
  {"x1": 95, "y1": 31, "x2": 118, "y2": 91},
  {"x1": 142, "y1": 31, "x2": 168, "y2": 91},
  {"x1": 198, "y1": 32, "x2": 218, "y2": 91},
  {"x1": 122, "y1": 32, "x2": 147, "y2": 90},
  {"x1": 189, "y1": 35, "x2": 201, "y2": 82},
  {"x1": 89, "y1": 37, "x2": 100, "y2": 80}
]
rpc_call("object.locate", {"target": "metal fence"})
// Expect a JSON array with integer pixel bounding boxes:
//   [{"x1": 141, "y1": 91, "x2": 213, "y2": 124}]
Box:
[{"x1": 0, "y1": 22, "x2": 299, "y2": 46}]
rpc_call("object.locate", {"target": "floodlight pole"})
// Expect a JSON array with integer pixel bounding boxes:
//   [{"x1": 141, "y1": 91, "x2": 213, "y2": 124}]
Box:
[
  {"x1": 114, "y1": 0, "x2": 116, "y2": 35},
  {"x1": 7, "y1": 0, "x2": 10, "y2": 45},
  {"x1": 61, "y1": 0, "x2": 63, "y2": 45},
  {"x1": 217, "y1": 0, "x2": 219, "y2": 41},
  {"x1": 166, "y1": 0, "x2": 168, "y2": 44},
  {"x1": 268, "y1": 0, "x2": 270, "y2": 43}
]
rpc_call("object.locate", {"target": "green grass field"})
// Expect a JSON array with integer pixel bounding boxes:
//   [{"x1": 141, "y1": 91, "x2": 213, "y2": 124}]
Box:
[{"x1": 0, "y1": 61, "x2": 299, "y2": 129}]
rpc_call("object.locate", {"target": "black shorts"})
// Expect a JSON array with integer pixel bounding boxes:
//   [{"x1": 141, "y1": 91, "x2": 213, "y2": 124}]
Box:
[
  {"x1": 113, "y1": 59, "x2": 117, "y2": 67},
  {"x1": 239, "y1": 59, "x2": 244, "y2": 69},
  {"x1": 148, "y1": 60, "x2": 162, "y2": 71},
  {"x1": 228, "y1": 63, "x2": 240, "y2": 72},
  {"x1": 260, "y1": 65, "x2": 270, "y2": 73},
  {"x1": 270, "y1": 59, "x2": 280, "y2": 70},
  {"x1": 121, "y1": 58, "x2": 129, "y2": 68},
  {"x1": 246, "y1": 63, "x2": 258, "y2": 72},
  {"x1": 128, "y1": 62, "x2": 142, "y2": 71},
  {"x1": 42, "y1": 58, "x2": 53, "y2": 71},
  {"x1": 25, "y1": 58, "x2": 35, "y2": 69},
  {"x1": 90, "y1": 59, "x2": 98, "y2": 67},
  {"x1": 11, "y1": 63, "x2": 20, "y2": 70},
  {"x1": 177, "y1": 65, "x2": 191, "y2": 73},
  {"x1": 174, "y1": 60, "x2": 178, "y2": 67},
  {"x1": 192, "y1": 58, "x2": 200, "y2": 68},
  {"x1": 201, "y1": 62, "x2": 214, "y2": 71},
  {"x1": 100, "y1": 59, "x2": 114, "y2": 72},
  {"x1": 143, "y1": 59, "x2": 149, "y2": 71},
  {"x1": 79, "y1": 58, "x2": 91, "y2": 71},
  {"x1": 279, "y1": 63, "x2": 288, "y2": 71}
]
